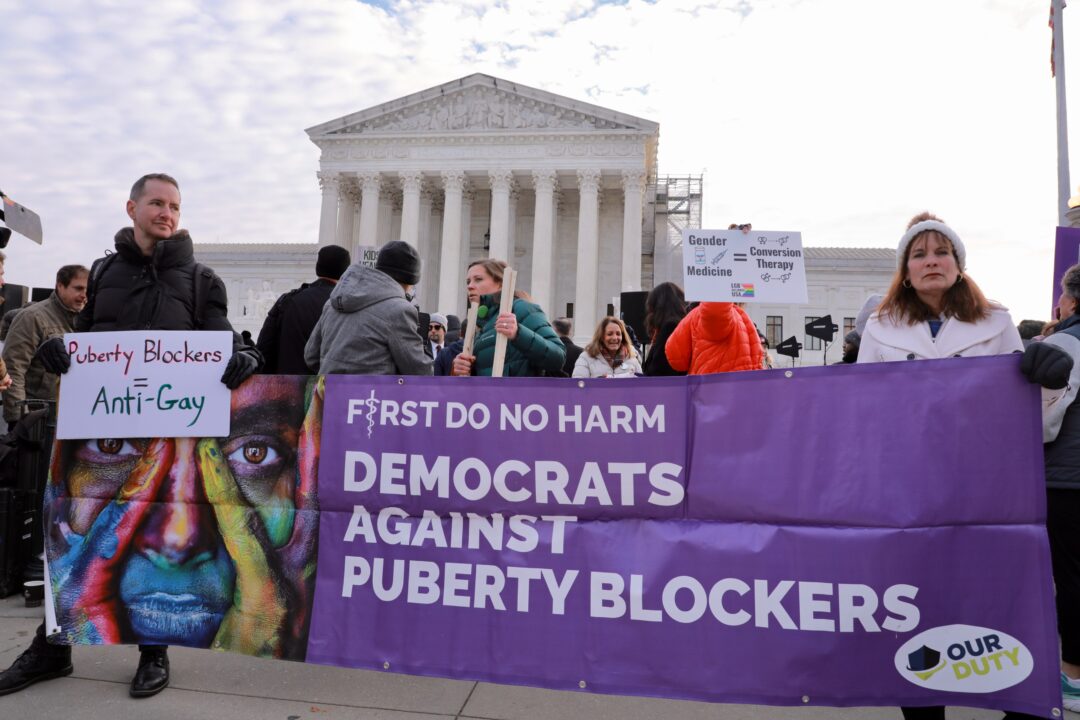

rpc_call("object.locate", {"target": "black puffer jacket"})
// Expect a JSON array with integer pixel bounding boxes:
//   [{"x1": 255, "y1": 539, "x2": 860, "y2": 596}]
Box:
[
  {"x1": 256, "y1": 279, "x2": 334, "y2": 374},
  {"x1": 77, "y1": 228, "x2": 232, "y2": 333}
]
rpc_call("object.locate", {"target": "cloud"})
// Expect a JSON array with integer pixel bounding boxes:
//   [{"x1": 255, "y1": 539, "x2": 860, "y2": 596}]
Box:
[{"x1": 0, "y1": 0, "x2": 1071, "y2": 322}]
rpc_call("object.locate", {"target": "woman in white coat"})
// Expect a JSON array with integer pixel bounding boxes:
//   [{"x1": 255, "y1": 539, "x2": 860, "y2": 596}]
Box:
[
  {"x1": 573, "y1": 316, "x2": 642, "y2": 378},
  {"x1": 859, "y1": 212, "x2": 1038, "y2": 720},
  {"x1": 858, "y1": 212, "x2": 1022, "y2": 365}
]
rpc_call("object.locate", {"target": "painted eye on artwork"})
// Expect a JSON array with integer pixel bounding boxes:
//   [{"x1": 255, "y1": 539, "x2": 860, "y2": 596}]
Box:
[
  {"x1": 74, "y1": 438, "x2": 142, "y2": 466},
  {"x1": 228, "y1": 441, "x2": 279, "y2": 466},
  {"x1": 98, "y1": 439, "x2": 128, "y2": 454}
]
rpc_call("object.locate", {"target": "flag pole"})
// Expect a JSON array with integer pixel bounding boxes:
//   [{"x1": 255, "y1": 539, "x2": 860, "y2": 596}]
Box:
[{"x1": 1054, "y1": 0, "x2": 1071, "y2": 225}]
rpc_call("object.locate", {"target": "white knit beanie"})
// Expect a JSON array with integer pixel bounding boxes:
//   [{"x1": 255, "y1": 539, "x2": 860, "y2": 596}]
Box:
[{"x1": 897, "y1": 220, "x2": 966, "y2": 271}]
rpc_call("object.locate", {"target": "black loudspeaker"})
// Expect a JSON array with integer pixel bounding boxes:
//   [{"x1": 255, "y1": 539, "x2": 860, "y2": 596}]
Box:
[
  {"x1": 805, "y1": 315, "x2": 839, "y2": 343},
  {"x1": 1, "y1": 284, "x2": 28, "y2": 313},
  {"x1": 30, "y1": 287, "x2": 51, "y2": 303},
  {"x1": 776, "y1": 336, "x2": 802, "y2": 358},
  {"x1": 620, "y1": 291, "x2": 648, "y2": 343}
]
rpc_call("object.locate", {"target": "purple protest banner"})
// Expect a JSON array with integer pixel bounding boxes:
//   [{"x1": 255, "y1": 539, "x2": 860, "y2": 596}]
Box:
[
  {"x1": 1053, "y1": 226, "x2": 1080, "y2": 315},
  {"x1": 305, "y1": 357, "x2": 1058, "y2": 717}
]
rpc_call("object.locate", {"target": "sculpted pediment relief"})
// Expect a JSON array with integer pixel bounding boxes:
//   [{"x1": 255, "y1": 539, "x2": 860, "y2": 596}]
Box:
[{"x1": 328, "y1": 86, "x2": 638, "y2": 135}]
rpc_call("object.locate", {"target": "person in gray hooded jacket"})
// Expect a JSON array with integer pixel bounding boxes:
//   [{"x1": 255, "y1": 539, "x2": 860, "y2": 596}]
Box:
[{"x1": 304, "y1": 241, "x2": 433, "y2": 376}]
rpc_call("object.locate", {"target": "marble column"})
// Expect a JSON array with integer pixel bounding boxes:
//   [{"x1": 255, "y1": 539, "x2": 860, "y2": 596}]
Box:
[
  {"x1": 337, "y1": 179, "x2": 359, "y2": 251},
  {"x1": 621, "y1": 170, "x2": 646, "y2": 292},
  {"x1": 488, "y1": 169, "x2": 514, "y2": 261},
  {"x1": 530, "y1": 170, "x2": 557, "y2": 315},
  {"x1": 418, "y1": 188, "x2": 435, "y2": 307},
  {"x1": 460, "y1": 185, "x2": 475, "y2": 299},
  {"x1": 357, "y1": 172, "x2": 381, "y2": 250},
  {"x1": 574, "y1": 169, "x2": 602, "y2": 346},
  {"x1": 437, "y1": 170, "x2": 466, "y2": 315},
  {"x1": 317, "y1": 171, "x2": 340, "y2": 248},
  {"x1": 551, "y1": 189, "x2": 563, "y2": 316},
  {"x1": 399, "y1": 171, "x2": 423, "y2": 248},
  {"x1": 507, "y1": 187, "x2": 519, "y2": 264},
  {"x1": 378, "y1": 192, "x2": 394, "y2": 246}
]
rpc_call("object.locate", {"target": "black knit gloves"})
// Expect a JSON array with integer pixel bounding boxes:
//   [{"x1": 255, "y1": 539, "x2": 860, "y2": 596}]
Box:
[
  {"x1": 1021, "y1": 342, "x2": 1073, "y2": 390},
  {"x1": 221, "y1": 347, "x2": 262, "y2": 389},
  {"x1": 35, "y1": 337, "x2": 71, "y2": 375}
]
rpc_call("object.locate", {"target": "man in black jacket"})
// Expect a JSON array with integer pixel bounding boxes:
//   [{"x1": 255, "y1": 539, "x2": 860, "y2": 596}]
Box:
[
  {"x1": 256, "y1": 245, "x2": 350, "y2": 374},
  {"x1": 553, "y1": 318, "x2": 582, "y2": 377},
  {"x1": 0, "y1": 173, "x2": 261, "y2": 700}
]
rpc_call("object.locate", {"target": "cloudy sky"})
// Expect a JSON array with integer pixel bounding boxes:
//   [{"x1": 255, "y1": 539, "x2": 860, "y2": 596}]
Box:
[{"x1": 0, "y1": 0, "x2": 1072, "y2": 321}]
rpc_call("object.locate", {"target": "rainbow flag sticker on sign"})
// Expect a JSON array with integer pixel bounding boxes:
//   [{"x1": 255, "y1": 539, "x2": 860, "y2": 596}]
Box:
[{"x1": 731, "y1": 283, "x2": 755, "y2": 298}]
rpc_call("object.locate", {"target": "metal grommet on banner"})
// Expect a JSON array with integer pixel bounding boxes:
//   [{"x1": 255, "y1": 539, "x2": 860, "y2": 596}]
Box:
[
  {"x1": 1052, "y1": 709, "x2": 1062, "y2": 718},
  {"x1": 578, "y1": 680, "x2": 587, "y2": 689},
  {"x1": 801, "y1": 695, "x2": 809, "y2": 703},
  {"x1": 577, "y1": 380, "x2": 585, "y2": 388},
  {"x1": 382, "y1": 661, "x2": 390, "y2": 670},
  {"x1": 397, "y1": 377, "x2": 405, "y2": 385},
  {"x1": 784, "y1": 371, "x2": 793, "y2": 378}
]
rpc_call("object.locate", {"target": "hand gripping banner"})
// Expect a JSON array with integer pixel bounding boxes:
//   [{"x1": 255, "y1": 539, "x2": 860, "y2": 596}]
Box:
[{"x1": 44, "y1": 357, "x2": 1061, "y2": 716}]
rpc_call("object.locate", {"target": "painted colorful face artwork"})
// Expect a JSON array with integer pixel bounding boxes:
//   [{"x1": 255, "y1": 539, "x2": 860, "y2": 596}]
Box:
[{"x1": 45, "y1": 375, "x2": 322, "y2": 661}]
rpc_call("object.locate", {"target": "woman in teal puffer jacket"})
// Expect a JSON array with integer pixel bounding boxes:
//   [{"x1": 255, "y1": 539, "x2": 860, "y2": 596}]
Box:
[{"x1": 451, "y1": 259, "x2": 565, "y2": 377}]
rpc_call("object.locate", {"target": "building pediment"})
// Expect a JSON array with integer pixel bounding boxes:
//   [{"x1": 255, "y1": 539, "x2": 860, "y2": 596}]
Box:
[{"x1": 307, "y1": 74, "x2": 658, "y2": 138}]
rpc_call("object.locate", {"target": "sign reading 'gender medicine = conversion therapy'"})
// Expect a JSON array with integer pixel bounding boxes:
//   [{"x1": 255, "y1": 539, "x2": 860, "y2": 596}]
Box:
[
  {"x1": 682, "y1": 228, "x2": 808, "y2": 304},
  {"x1": 56, "y1": 330, "x2": 233, "y2": 439}
]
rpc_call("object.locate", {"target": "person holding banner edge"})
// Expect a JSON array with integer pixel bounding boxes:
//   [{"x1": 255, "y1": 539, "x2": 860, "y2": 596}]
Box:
[
  {"x1": 1021, "y1": 264, "x2": 1080, "y2": 713},
  {"x1": 858, "y1": 211, "x2": 1070, "y2": 720},
  {"x1": 450, "y1": 259, "x2": 564, "y2": 377},
  {"x1": 0, "y1": 173, "x2": 263, "y2": 699}
]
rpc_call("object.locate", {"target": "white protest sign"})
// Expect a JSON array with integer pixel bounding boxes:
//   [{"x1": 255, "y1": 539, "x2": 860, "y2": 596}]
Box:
[
  {"x1": 56, "y1": 331, "x2": 233, "y2": 440},
  {"x1": 681, "y1": 229, "x2": 809, "y2": 304},
  {"x1": 358, "y1": 245, "x2": 379, "y2": 269}
]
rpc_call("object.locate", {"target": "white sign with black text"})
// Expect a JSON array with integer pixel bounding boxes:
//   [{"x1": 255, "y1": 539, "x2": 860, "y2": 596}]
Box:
[{"x1": 681, "y1": 229, "x2": 808, "y2": 304}]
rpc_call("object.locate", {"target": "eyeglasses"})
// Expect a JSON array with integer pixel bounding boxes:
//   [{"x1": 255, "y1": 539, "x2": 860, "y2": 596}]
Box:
[{"x1": 429, "y1": 324, "x2": 444, "y2": 331}]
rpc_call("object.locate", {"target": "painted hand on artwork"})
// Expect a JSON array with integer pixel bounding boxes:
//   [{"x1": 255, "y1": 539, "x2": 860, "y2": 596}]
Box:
[
  {"x1": 46, "y1": 438, "x2": 174, "y2": 643},
  {"x1": 199, "y1": 377, "x2": 322, "y2": 659}
]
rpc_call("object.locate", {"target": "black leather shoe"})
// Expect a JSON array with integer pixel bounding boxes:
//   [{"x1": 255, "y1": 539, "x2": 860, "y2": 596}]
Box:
[
  {"x1": 129, "y1": 648, "x2": 169, "y2": 698},
  {"x1": 0, "y1": 643, "x2": 73, "y2": 696}
]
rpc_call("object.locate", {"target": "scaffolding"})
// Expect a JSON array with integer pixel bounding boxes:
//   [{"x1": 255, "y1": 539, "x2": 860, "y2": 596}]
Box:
[{"x1": 643, "y1": 174, "x2": 703, "y2": 287}]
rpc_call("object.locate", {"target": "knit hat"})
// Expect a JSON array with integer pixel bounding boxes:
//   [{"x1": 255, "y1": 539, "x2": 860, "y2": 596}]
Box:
[
  {"x1": 375, "y1": 241, "x2": 421, "y2": 285},
  {"x1": 316, "y1": 246, "x2": 351, "y2": 280},
  {"x1": 897, "y1": 220, "x2": 966, "y2": 271},
  {"x1": 429, "y1": 313, "x2": 448, "y2": 328},
  {"x1": 855, "y1": 293, "x2": 883, "y2": 336},
  {"x1": 844, "y1": 330, "x2": 861, "y2": 348}
]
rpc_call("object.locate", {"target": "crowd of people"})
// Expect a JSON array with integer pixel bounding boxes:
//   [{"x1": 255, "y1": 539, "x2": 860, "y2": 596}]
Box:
[{"x1": 0, "y1": 176, "x2": 1077, "y2": 717}]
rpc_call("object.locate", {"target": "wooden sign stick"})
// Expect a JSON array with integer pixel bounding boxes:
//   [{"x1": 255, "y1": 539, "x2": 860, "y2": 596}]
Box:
[
  {"x1": 461, "y1": 302, "x2": 479, "y2": 358},
  {"x1": 491, "y1": 268, "x2": 517, "y2": 378}
]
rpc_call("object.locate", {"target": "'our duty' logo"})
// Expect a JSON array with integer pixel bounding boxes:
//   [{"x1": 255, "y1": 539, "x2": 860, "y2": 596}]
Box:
[{"x1": 894, "y1": 624, "x2": 1033, "y2": 693}]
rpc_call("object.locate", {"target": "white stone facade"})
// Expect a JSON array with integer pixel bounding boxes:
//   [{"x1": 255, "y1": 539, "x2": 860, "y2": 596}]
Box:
[
  {"x1": 305, "y1": 73, "x2": 658, "y2": 345},
  {"x1": 193, "y1": 74, "x2": 899, "y2": 356}
]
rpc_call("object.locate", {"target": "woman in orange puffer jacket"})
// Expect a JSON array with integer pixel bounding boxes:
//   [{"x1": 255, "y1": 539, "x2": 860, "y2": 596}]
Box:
[{"x1": 664, "y1": 301, "x2": 763, "y2": 375}]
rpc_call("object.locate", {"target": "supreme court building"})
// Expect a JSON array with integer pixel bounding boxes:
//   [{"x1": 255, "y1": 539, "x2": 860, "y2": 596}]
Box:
[{"x1": 197, "y1": 73, "x2": 895, "y2": 360}]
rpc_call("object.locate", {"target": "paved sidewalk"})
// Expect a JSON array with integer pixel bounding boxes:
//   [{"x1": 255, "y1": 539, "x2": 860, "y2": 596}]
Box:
[{"x1": 0, "y1": 595, "x2": 1036, "y2": 720}]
